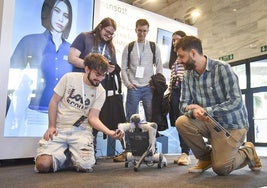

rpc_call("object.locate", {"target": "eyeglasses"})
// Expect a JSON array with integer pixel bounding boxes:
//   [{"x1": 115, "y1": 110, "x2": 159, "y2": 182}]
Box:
[
  {"x1": 92, "y1": 70, "x2": 107, "y2": 78},
  {"x1": 103, "y1": 27, "x2": 115, "y2": 37},
  {"x1": 137, "y1": 29, "x2": 148, "y2": 33}
]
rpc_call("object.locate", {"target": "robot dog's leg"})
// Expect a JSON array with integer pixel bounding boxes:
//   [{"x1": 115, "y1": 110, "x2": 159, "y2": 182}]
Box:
[
  {"x1": 152, "y1": 153, "x2": 167, "y2": 168},
  {"x1": 133, "y1": 145, "x2": 151, "y2": 172}
]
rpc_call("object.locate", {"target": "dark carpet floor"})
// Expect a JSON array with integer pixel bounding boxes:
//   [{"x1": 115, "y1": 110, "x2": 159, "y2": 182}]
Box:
[{"x1": 0, "y1": 155, "x2": 266, "y2": 188}]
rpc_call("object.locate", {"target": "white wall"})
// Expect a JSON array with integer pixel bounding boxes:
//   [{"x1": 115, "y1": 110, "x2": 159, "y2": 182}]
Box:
[{"x1": 94, "y1": 0, "x2": 197, "y2": 65}]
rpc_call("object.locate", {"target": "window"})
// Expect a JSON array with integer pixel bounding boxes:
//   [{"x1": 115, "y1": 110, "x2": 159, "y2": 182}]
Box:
[
  {"x1": 250, "y1": 59, "x2": 267, "y2": 88},
  {"x1": 253, "y1": 92, "x2": 267, "y2": 143},
  {"x1": 232, "y1": 64, "x2": 246, "y2": 89},
  {"x1": 232, "y1": 55, "x2": 267, "y2": 145}
]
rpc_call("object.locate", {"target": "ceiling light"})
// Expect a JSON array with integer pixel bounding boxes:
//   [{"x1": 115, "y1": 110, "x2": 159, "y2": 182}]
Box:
[
  {"x1": 191, "y1": 10, "x2": 200, "y2": 18},
  {"x1": 184, "y1": 7, "x2": 201, "y2": 25}
]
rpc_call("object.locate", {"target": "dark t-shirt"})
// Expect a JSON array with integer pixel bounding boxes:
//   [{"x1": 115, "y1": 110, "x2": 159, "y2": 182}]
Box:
[{"x1": 70, "y1": 32, "x2": 117, "y2": 72}]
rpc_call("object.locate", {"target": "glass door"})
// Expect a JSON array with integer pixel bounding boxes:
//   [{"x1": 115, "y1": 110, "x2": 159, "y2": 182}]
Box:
[
  {"x1": 253, "y1": 92, "x2": 267, "y2": 143},
  {"x1": 232, "y1": 55, "x2": 267, "y2": 146},
  {"x1": 250, "y1": 59, "x2": 267, "y2": 144}
]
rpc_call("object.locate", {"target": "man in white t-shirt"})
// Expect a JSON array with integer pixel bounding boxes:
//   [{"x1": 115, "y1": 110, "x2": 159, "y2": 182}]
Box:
[{"x1": 34, "y1": 53, "x2": 123, "y2": 173}]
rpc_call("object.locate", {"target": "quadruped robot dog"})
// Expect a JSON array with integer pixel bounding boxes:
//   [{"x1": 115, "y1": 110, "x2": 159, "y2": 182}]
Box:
[{"x1": 118, "y1": 114, "x2": 167, "y2": 171}]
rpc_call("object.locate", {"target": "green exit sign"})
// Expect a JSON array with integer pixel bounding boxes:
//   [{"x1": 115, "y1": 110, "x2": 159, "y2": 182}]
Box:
[
  {"x1": 219, "y1": 54, "x2": 234, "y2": 61},
  {"x1": 261, "y1": 45, "x2": 267, "y2": 52}
]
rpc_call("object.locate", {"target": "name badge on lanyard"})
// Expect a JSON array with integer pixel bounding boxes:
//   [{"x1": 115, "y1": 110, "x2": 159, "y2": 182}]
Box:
[{"x1": 136, "y1": 66, "x2": 144, "y2": 78}]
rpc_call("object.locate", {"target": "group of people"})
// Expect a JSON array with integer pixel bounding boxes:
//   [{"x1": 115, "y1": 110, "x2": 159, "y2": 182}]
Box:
[
  {"x1": 34, "y1": 15, "x2": 165, "y2": 172},
  {"x1": 12, "y1": 0, "x2": 262, "y2": 176}
]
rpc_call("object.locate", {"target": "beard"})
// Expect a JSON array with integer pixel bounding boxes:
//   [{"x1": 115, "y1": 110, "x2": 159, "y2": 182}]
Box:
[
  {"x1": 87, "y1": 71, "x2": 100, "y2": 87},
  {"x1": 184, "y1": 57, "x2": 196, "y2": 70}
]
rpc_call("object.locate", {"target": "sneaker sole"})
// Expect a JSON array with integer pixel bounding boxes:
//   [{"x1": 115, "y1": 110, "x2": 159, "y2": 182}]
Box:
[
  {"x1": 113, "y1": 160, "x2": 125, "y2": 162},
  {"x1": 188, "y1": 164, "x2": 212, "y2": 173},
  {"x1": 174, "y1": 154, "x2": 191, "y2": 165},
  {"x1": 178, "y1": 161, "x2": 191, "y2": 166},
  {"x1": 250, "y1": 166, "x2": 261, "y2": 171},
  {"x1": 244, "y1": 142, "x2": 262, "y2": 171},
  {"x1": 174, "y1": 161, "x2": 190, "y2": 166}
]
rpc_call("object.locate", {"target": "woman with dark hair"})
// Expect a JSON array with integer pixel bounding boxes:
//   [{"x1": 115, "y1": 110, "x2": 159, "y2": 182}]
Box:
[
  {"x1": 8, "y1": 0, "x2": 73, "y2": 136},
  {"x1": 10, "y1": 0, "x2": 73, "y2": 112},
  {"x1": 168, "y1": 30, "x2": 191, "y2": 166},
  {"x1": 68, "y1": 17, "x2": 117, "y2": 72},
  {"x1": 41, "y1": 0, "x2": 72, "y2": 39},
  {"x1": 168, "y1": 31, "x2": 186, "y2": 69},
  {"x1": 69, "y1": 17, "x2": 126, "y2": 158}
]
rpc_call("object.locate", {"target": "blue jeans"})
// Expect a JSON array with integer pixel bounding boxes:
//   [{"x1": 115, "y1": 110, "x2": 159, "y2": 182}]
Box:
[{"x1": 126, "y1": 86, "x2": 153, "y2": 122}]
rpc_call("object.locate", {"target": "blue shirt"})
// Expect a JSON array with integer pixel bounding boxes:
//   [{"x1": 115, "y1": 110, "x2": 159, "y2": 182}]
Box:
[
  {"x1": 10, "y1": 30, "x2": 72, "y2": 112},
  {"x1": 180, "y1": 57, "x2": 249, "y2": 130}
]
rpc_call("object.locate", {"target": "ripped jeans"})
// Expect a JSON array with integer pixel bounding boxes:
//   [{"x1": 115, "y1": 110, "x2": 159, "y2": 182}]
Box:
[{"x1": 35, "y1": 126, "x2": 95, "y2": 172}]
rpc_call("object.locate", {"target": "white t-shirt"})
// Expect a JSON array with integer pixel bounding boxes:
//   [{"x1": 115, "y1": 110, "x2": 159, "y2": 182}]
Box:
[{"x1": 54, "y1": 72, "x2": 105, "y2": 129}]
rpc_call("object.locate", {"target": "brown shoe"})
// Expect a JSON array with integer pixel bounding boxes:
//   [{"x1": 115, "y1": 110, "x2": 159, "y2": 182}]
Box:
[
  {"x1": 244, "y1": 142, "x2": 262, "y2": 171},
  {"x1": 174, "y1": 153, "x2": 191, "y2": 166},
  {"x1": 113, "y1": 151, "x2": 126, "y2": 162},
  {"x1": 188, "y1": 160, "x2": 212, "y2": 173}
]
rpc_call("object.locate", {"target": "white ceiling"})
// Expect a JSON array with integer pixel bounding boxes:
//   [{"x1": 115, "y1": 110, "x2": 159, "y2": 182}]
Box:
[
  {"x1": 118, "y1": 0, "x2": 178, "y2": 12},
  {"x1": 118, "y1": 0, "x2": 199, "y2": 24},
  {"x1": 118, "y1": 0, "x2": 267, "y2": 62}
]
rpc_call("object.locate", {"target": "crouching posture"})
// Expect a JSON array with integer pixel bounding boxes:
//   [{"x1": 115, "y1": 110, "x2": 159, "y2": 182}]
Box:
[
  {"x1": 34, "y1": 53, "x2": 123, "y2": 173},
  {"x1": 118, "y1": 114, "x2": 167, "y2": 171},
  {"x1": 175, "y1": 36, "x2": 261, "y2": 176}
]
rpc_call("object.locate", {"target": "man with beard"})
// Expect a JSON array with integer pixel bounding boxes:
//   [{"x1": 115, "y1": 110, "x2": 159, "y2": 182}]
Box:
[
  {"x1": 175, "y1": 36, "x2": 262, "y2": 176},
  {"x1": 34, "y1": 53, "x2": 123, "y2": 173}
]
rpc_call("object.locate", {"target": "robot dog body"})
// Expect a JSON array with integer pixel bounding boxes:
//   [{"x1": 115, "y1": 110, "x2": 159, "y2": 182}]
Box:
[{"x1": 118, "y1": 114, "x2": 167, "y2": 171}]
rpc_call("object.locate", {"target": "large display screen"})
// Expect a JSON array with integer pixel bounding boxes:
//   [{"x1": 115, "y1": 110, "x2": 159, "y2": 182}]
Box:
[
  {"x1": 4, "y1": 0, "x2": 94, "y2": 137},
  {"x1": 156, "y1": 28, "x2": 173, "y2": 68}
]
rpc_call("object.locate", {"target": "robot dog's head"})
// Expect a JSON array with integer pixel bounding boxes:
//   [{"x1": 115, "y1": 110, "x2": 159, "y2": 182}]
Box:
[{"x1": 130, "y1": 114, "x2": 141, "y2": 126}]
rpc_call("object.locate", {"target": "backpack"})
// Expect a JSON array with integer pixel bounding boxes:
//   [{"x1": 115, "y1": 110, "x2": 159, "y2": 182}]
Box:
[{"x1": 127, "y1": 41, "x2": 156, "y2": 67}]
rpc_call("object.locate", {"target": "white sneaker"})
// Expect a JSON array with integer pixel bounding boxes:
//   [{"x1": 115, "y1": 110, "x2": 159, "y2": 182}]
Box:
[{"x1": 174, "y1": 153, "x2": 191, "y2": 166}]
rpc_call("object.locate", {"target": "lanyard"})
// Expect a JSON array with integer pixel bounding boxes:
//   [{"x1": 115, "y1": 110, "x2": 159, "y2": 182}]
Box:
[
  {"x1": 136, "y1": 40, "x2": 146, "y2": 65},
  {"x1": 81, "y1": 75, "x2": 86, "y2": 115},
  {"x1": 101, "y1": 43, "x2": 106, "y2": 55}
]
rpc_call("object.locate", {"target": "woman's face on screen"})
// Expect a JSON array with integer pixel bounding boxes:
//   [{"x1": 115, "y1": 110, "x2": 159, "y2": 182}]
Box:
[{"x1": 51, "y1": 1, "x2": 69, "y2": 33}]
